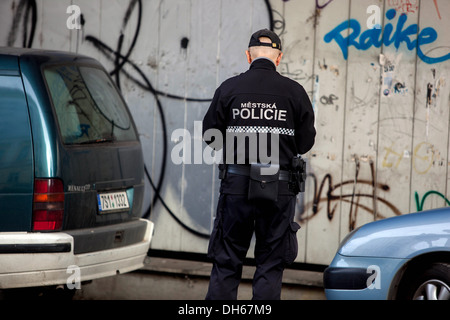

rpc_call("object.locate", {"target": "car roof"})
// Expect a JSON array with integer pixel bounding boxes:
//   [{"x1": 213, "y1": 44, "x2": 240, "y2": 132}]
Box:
[
  {"x1": 0, "y1": 47, "x2": 87, "y2": 58},
  {"x1": 0, "y1": 47, "x2": 99, "y2": 66}
]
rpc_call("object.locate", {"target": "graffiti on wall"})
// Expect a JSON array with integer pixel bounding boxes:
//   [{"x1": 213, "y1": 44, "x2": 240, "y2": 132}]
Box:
[
  {"x1": 301, "y1": 156, "x2": 401, "y2": 232},
  {"x1": 7, "y1": 0, "x2": 36, "y2": 48},
  {"x1": 324, "y1": 8, "x2": 450, "y2": 64},
  {"x1": 415, "y1": 190, "x2": 450, "y2": 212}
]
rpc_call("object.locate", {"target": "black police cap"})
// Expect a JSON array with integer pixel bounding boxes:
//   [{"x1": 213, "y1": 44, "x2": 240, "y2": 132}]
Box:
[{"x1": 248, "y1": 29, "x2": 282, "y2": 51}]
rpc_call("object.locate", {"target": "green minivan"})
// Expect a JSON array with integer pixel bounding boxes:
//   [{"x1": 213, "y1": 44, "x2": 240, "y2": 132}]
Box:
[{"x1": 0, "y1": 47, "x2": 153, "y2": 293}]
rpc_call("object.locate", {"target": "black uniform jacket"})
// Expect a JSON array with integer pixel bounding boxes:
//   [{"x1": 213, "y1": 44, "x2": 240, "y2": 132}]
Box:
[{"x1": 203, "y1": 58, "x2": 316, "y2": 174}]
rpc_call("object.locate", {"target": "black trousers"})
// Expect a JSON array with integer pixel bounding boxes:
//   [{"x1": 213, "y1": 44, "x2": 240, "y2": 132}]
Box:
[{"x1": 205, "y1": 193, "x2": 300, "y2": 300}]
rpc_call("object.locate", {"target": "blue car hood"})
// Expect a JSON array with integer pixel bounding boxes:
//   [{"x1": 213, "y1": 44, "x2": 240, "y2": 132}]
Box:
[{"x1": 339, "y1": 208, "x2": 450, "y2": 259}]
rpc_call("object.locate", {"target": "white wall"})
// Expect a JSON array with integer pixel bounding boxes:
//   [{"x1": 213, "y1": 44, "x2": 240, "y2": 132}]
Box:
[{"x1": 2, "y1": 0, "x2": 449, "y2": 265}]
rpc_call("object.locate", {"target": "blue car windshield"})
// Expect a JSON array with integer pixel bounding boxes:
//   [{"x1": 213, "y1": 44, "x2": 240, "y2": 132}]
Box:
[{"x1": 44, "y1": 65, "x2": 137, "y2": 145}]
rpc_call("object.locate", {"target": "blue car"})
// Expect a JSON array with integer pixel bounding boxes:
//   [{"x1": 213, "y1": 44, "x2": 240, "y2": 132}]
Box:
[
  {"x1": 324, "y1": 207, "x2": 450, "y2": 300},
  {"x1": 0, "y1": 47, "x2": 153, "y2": 295}
]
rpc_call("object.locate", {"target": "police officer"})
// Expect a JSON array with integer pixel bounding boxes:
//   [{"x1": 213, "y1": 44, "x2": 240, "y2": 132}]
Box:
[{"x1": 203, "y1": 29, "x2": 316, "y2": 300}]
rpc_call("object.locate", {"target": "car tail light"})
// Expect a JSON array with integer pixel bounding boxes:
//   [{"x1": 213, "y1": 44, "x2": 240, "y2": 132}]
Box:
[{"x1": 33, "y1": 179, "x2": 65, "y2": 231}]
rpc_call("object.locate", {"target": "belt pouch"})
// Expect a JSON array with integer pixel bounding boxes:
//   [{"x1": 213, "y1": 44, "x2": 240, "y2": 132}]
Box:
[{"x1": 248, "y1": 163, "x2": 279, "y2": 202}]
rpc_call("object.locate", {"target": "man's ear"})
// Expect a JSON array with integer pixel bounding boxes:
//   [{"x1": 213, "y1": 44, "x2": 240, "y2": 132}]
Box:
[
  {"x1": 245, "y1": 50, "x2": 252, "y2": 64},
  {"x1": 275, "y1": 52, "x2": 283, "y2": 66}
]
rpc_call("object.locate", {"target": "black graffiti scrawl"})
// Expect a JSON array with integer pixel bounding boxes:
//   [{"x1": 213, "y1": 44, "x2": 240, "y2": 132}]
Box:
[{"x1": 7, "y1": 0, "x2": 37, "y2": 48}]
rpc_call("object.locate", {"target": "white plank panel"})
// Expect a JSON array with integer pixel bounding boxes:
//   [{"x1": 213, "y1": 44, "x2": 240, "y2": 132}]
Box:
[
  {"x1": 339, "y1": 0, "x2": 384, "y2": 238},
  {"x1": 302, "y1": 0, "x2": 350, "y2": 265},
  {"x1": 375, "y1": 0, "x2": 418, "y2": 221},
  {"x1": 411, "y1": 0, "x2": 450, "y2": 212}
]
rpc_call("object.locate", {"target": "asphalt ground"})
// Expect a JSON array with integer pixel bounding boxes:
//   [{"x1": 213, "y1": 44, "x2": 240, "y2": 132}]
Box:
[{"x1": 73, "y1": 256, "x2": 326, "y2": 300}]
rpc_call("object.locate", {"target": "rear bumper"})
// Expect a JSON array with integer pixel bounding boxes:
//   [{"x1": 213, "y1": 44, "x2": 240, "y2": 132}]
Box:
[{"x1": 0, "y1": 219, "x2": 154, "y2": 289}]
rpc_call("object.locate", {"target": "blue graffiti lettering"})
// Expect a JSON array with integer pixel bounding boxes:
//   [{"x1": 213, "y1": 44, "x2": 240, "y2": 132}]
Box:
[{"x1": 324, "y1": 9, "x2": 450, "y2": 64}]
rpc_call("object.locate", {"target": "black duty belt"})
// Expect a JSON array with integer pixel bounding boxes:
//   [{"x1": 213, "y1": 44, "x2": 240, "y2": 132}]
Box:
[{"x1": 225, "y1": 164, "x2": 290, "y2": 181}]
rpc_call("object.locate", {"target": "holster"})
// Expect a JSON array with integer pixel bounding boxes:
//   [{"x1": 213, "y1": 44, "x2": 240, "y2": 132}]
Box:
[
  {"x1": 248, "y1": 163, "x2": 279, "y2": 202},
  {"x1": 288, "y1": 156, "x2": 306, "y2": 194}
]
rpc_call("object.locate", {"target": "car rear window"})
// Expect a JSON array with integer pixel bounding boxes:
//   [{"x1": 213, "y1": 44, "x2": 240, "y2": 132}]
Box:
[{"x1": 44, "y1": 65, "x2": 137, "y2": 145}]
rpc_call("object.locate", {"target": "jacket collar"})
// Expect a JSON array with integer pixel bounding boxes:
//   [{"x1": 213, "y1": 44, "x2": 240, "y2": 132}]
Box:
[{"x1": 249, "y1": 57, "x2": 276, "y2": 71}]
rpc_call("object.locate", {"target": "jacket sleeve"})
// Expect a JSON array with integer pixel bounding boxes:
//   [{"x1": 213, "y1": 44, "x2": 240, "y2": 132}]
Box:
[
  {"x1": 295, "y1": 86, "x2": 316, "y2": 155},
  {"x1": 202, "y1": 87, "x2": 227, "y2": 149}
]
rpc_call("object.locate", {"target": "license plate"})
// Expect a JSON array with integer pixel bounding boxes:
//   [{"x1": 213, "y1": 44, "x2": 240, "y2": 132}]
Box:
[{"x1": 97, "y1": 191, "x2": 129, "y2": 213}]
